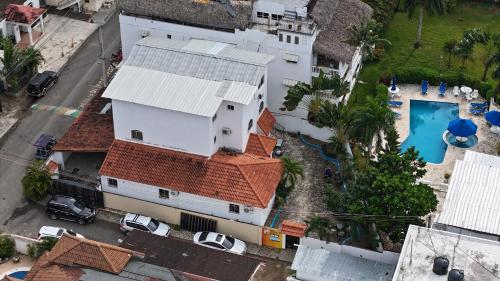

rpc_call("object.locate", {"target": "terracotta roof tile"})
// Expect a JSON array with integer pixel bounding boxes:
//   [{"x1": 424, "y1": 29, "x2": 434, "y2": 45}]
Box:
[
  {"x1": 100, "y1": 140, "x2": 283, "y2": 208},
  {"x1": 281, "y1": 220, "x2": 307, "y2": 237},
  {"x1": 246, "y1": 133, "x2": 276, "y2": 157},
  {"x1": 45, "y1": 234, "x2": 133, "y2": 274},
  {"x1": 257, "y1": 108, "x2": 276, "y2": 135},
  {"x1": 25, "y1": 254, "x2": 83, "y2": 281},
  {"x1": 53, "y1": 96, "x2": 114, "y2": 152},
  {"x1": 4, "y1": 4, "x2": 45, "y2": 24}
]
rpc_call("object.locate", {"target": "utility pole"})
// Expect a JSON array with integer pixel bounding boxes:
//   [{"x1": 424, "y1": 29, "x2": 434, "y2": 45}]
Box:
[{"x1": 99, "y1": 26, "x2": 108, "y2": 87}]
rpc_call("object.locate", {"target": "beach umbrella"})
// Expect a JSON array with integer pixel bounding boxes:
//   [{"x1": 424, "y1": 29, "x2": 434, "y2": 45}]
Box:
[
  {"x1": 447, "y1": 118, "x2": 477, "y2": 137},
  {"x1": 391, "y1": 76, "x2": 397, "y2": 91},
  {"x1": 485, "y1": 110, "x2": 500, "y2": 126}
]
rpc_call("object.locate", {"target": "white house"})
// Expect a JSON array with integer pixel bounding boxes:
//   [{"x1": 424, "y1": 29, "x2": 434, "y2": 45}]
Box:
[
  {"x1": 433, "y1": 151, "x2": 500, "y2": 242},
  {"x1": 116, "y1": 0, "x2": 372, "y2": 141},
  {"x1": 0, "y1": 0, "x2": 45, "y2": 48},
  {"x1": 99, "y1": 37, "x2": 282, "y2": 228}
]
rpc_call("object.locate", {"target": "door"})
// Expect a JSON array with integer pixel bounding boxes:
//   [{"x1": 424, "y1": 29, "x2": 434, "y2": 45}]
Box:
[
  {"x1": 180, "y1": 213, "x2": 217, "y2": 233},
  {"x1": 285, "y1": 235, "x2": 300, "y2": 249}
]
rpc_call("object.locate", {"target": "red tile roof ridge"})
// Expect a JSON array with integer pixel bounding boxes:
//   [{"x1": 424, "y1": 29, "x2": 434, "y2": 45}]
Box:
[{"x1": 236, "y1": 164, "x2": 266, "y2": 207}]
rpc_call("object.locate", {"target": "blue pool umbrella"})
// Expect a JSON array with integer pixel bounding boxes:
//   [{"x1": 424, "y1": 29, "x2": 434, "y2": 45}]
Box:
[
  {"x1": 447, "y1": 118, "x2": 478, "y2": 137},
  {"x1": 485, "y1": 110, "x2": 500, "y2": 126},
  {"x1": 391, "y1": 76, "x2": 397, "y2": 91}
]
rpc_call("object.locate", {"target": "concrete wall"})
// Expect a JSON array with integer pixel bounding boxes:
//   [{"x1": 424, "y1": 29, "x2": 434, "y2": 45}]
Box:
[
  {"x1": 274, "y1": 114, "x2": 334, "y2": 142},
  {"x1": 103, "y1": 192, "x2": 263, "y2": 244},
  {"x1": 100, "y1": 176, "x2": 274, "y2": 226},
  {"x1": 9, "y1": 234, "x2": 38, "y2": 255},
  {"x1": 433, "y1": 223, "x2": 500, "y2": 242},
  {"x1": 300, "y1": 237, "x2": 400, "y2": 265},
  {"x1": 83, "y1": 0, "x2": 104, "y2": 12}
]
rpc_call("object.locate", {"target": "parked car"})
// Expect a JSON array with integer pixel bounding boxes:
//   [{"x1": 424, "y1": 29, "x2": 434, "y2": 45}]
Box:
[
  {"x1": 38, "y1": 226, "x2": 84, "y2": 240},
  {"x1": 119, "y1": 213, "x2": 171, "y2": 236},
  {"x1": 26, "y1": 71, "x2": 58, "y2": 97},
  {"x1": 193, "y1": 231, "x2": 247, "y2": 255},
  {"x1": 46, "y1": 195, "x2": 96, "y2": 225}
]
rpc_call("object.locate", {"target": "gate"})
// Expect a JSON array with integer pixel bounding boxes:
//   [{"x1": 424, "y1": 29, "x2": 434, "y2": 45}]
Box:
[
  {"x1": 180, "y1": 212, "x2": 217, "y2": 232},
  {"x1": 52, "y1": 179, "x2": 104, "y2": 208}
]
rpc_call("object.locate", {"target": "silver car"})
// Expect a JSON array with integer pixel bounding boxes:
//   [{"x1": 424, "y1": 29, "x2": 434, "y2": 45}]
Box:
[
  {"x1": 119, "y1": 213, "x2": 171, "y2": 236},
  {"x1": 193, "y1": 231, "x2": 247, "y2": 255}
]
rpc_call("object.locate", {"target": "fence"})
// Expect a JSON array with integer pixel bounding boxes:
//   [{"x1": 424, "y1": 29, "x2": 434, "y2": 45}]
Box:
[{"x1": 52, "y1": 179, "x2": 104, "y2": 208}]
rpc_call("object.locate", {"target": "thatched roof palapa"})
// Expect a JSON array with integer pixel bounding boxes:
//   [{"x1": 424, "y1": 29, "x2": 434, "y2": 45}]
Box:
[
  {"x1": 117, "y1": 0, "x2": 253, "y2": 31},
  {"x1": 312, "y1": 0, "x2": 373, "y2": 63}
]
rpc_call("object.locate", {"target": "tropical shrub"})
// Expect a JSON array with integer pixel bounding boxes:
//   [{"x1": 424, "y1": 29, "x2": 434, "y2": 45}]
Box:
[
  {"x1": 22, "y1": 161, "x2": 53, "y2": 201},
  {"x1": 27, "y1": 237, "x2": 58, "y2": 259},
  {"x1": 0, "y1": 235, "x2": 15, "y2": 259},
  {"x1": 362, "y1": 0, "x2": 399, "y2": 27},
  {"x1": 393, "y1": 66, "x2": 482, "y2": 90}
]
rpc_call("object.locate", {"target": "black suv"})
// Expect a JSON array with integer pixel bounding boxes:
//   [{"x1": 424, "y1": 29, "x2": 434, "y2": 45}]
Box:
[
  {"x1": 46, "y1": 195, "x2": 96, "y2": 225},
  {"x1": 27, "y1": 71, "x2": 58, "y2": 97}
]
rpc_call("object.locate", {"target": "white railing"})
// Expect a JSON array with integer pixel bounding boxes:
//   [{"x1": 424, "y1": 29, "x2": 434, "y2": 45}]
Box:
[{"x1": 311, "y1": 66, "x2": 339, "y2": 78}]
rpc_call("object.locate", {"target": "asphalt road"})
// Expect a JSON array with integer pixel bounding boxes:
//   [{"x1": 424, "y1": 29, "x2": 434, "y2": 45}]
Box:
[{"x1": 0, "y1": 13, "x2": 123, "y2": 244}]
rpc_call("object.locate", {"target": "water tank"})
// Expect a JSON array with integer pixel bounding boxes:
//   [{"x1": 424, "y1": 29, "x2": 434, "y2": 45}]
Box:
[
  {"x1": 448, "y1": 269, "x2": 465, "y2": 281},
  {"x1": 433, "y1": 257, "x2": 450, "y2": 275}
]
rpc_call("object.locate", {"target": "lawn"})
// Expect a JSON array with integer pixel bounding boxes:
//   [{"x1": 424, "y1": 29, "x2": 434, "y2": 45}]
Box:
[{"x1": 350, "y1": 2, "x2": 500, "y2": 105}]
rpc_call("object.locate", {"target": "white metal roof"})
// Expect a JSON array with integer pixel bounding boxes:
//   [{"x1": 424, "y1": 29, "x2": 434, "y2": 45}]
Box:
[
  {"x1": 292, "y1": 245, "x2": 395, "y2": 281},
  {"x1": 463, "y1": 150, "x2": 500, "y2": 168},
  {"x1": 436, "y1": 158, "x2": 500, "y2": 236},
  {"x1": 393, "y1": 225, "x2": 500, "y2": 281}
]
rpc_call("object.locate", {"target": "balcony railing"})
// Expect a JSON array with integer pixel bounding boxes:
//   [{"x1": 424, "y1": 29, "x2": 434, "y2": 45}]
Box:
[{"x1": 311, "y1": 66, "x2": 339, "y2": 78}]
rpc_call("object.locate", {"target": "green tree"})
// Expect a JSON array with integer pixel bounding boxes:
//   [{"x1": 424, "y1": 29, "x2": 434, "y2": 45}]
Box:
[
  {"x1": 317, "y1": 101, "x2": 355, "y2": 158},
  {"x1": 442, "y1": 39, "x2": 457, "y2": 69},
  {"x1": 305, "y1": 216, "x2": 336, "y2": 242},
  {"x1": 0, "y1": 38, "x2": 44, "y2": 90},
  {"x1": 0, "y1": 235, "x2": 15, "y2": 259},
  {"x1": 27, "y1": 237, "x2": 58, "y2": 258},
  {"x1": 347, "y1": 20, "x2": 391, "y2": 61},
  {"x1": 22, "y1": 160, "x2": 53, "y2": 201},
  {"x1": 342, "y1": 145, "x2": 437, "y2": 243},
  {"x1": 276, "y1": 157, "x2": 304, "y2": 206},
  {"x1": 404, "y1": 0, "x2": 445, "y2": 48},
  {"x1": 482, "y1": 33, "x2": 500, "y2": 81}
]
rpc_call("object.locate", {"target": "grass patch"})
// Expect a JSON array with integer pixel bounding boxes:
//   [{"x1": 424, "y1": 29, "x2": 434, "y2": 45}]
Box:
[{"x1": 350, "y1": 2, "x2": 500, "y2": 105}]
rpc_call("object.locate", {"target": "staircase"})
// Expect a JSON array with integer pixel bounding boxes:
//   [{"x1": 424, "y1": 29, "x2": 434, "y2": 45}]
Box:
[
  {"x1": 57, "y1": 0, "x2": 81, "y2": 10},
  {"x1": 283, "y1": 10, "x2": 296, "y2": 20}
]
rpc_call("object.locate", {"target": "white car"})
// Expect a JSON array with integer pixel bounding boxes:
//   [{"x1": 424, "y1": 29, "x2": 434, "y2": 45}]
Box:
[
  {"x1": 119, "y1": 213, "x2": 171, "y2": 236},
  {"x1": 38, "y1": 226, "x2": 84, "y2": 240},
  {"x1": 193, "y1": 231, "x2": 247, "y2": 255}
]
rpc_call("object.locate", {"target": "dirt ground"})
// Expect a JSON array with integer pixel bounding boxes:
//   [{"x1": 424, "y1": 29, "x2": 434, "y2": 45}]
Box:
[{"x1": 252, "y1": 257, "x2": 293, "y2": 281}]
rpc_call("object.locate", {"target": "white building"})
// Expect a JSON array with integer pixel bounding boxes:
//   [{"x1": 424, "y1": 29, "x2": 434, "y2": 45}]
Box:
[
  {"x1": 116, "y1": 0, "x2": 372, "y2": 141},
  {"x1": 434, "y1": 151, "x2": 500, "y2": 241},
  {"x1": 99, "y1": 37, "x2": 282, "y2": 228},
  {"x1": 393, "y1": 225, "x2": 500, "y2": 281},
  {"x1": 0, "y1": 0, "x2": 45, "y2": 47},
  {"x1": 43, "y1": 0, "x2": 105, "y2": 13}
]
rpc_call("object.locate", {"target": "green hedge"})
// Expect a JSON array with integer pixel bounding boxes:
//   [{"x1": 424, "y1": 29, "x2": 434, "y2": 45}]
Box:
[{"x1": 0, "y1": 235, "x2": 15, "y2": 259}]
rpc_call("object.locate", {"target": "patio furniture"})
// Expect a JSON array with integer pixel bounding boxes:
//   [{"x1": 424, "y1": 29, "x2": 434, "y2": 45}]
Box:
[
  {"x1": 491, "y1": 126, "x2": 500, "y2": 134},
  {"x1": 388, "y1": 76, "x2": 400, "y2": 98},
  {"x1": 421, "y1": 80, "x2": 429, "y2": 95},
  {"x1": 438, "y1": 82, "x2": 447, "y2": 97},
  {"x1": 388, "y1": 100, "x2": 403, "y2": 107},
  {"x1": 485, "y1": 110, "x2": 500, "y2": 126},
  {"x1": 465, "y1": 93, "x2": 472, "y2": 101},
  {"x1": 453, "y1": 86, "x2": 460, "y2": 97},
  {"x1": 447, "y1": 118, "x2": 478, "y2": 139},
  {"x1": 471, "y1": 89, "x2": 479, "y2": 99},
  {"x1": 392, "y1": 110, "x2": 401, "y2": 119},
  {"x1": 460, "y1": 86, "x2": 472, "y2": 96},
  {"x1": 471, "y1": 102, "x2": 488, "y2": 109},
  {"x1": 470, "y1": 107, "x2": 486, "y2": 116}
]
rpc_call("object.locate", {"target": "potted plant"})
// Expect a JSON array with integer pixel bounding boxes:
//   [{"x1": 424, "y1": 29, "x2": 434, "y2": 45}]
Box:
[{"x1": 444, "y1": 173, "x2": 451, "y2": 183}]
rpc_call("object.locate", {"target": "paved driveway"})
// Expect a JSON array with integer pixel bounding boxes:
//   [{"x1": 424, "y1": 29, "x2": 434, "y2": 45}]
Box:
[{"x1": 0, "y1": 13, "x2": 122, "y2": 243}]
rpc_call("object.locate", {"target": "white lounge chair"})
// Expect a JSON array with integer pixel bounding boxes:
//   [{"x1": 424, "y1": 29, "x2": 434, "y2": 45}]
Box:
[
  {"x1": 471, "y1": 89, "x2": 479, "y2": 99},
  {"x1": 491, "y1": 126, "x2": 500, "y2": 134},
  {"x1": 465, "y1": 93, "x2": 472, "y2": 101},
  {"x1": 453, "y1": 86, "x2": 460, "y2": 97}
]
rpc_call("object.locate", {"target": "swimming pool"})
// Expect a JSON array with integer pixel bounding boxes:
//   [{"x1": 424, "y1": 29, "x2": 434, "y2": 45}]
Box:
[
  {"x1": 401, "y1": 100, "x2": 459, "y2": 164},
  {"x1": 8, "y1": 271, "x2": 28, "y2": 279}
]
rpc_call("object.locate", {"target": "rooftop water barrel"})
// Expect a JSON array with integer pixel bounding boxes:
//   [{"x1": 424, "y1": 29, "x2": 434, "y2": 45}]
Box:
[{"x1": 433, "y1": 257, "x2": 449, "y2": 275}]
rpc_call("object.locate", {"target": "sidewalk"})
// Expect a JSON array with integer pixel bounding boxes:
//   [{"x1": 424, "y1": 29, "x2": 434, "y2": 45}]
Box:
[
  {"x1": 0, "y1": 95, "x2": 29, "y2": 142},
  {"x1": 98, "y1": 208, "x2": 296, "y2": 263}
]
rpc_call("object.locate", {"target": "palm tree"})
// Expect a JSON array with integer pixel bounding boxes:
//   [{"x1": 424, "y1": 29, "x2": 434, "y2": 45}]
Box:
[
  {"x1": 317, "y1": 101, "x2": 355, "y2": 158},
  {"x1": 347, "y1": 20, "x2": 391, "y2": 61},
  {"x1": 0, "y1": 38, "x2": 44, "y2": 90},
  {"x1": 454, "y1": 42, "x2": 474, "y2": 68},
  {"x1": 442, "y1": 39, "x2": 457, "y2": 69},
  {"x1": 280, "y1": 156, "x2": 304, "y2": 190},
  {"x1": 21, "y1": 47, "x2": 44, "y2": 75},
  {"x1": 404, "y1": 0, "x2": 445, "y2": 48},
  {"x1": 351, "y1": 95, "x2": 395, "y2": 158},
  {"x1": 482, "y1": 34, "x2": 500, "y2": 81},
  {"x1": 22, "y1": 161, "x2": 53, "y2": 201}
]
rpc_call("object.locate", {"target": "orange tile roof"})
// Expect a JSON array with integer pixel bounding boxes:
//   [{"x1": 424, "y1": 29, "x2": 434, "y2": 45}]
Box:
[
  {"x1": 100, "y1": 140, "x2": 283, "y2": 208},
  {"x1": 281, "y1": 220, "x2": 308, "y2": 237},
  {"x1": 53, "y1": 96, "x2": 114, "y2": 152},
  {"x1": 257, "y1": 108, "x2": 276, "y2": 135},
  {"x1": 4, "y1": 4, "x2": 45, "y2": 24},
  {"x1": 246, "y1": 133, "x2": 277, "y2": 157},
  {"x1": 41, "y1": 234, "x2": 134, "y2": 274},
  {"x1": 25, "y1": 254, "x2": 83, "y2": 281}
]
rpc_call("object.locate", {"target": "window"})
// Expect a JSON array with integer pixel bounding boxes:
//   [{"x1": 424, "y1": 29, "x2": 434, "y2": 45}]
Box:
[
  {"x1": 259, "y1": 101, "x2": 264, "y2": 113},
  {"x1": 279, "y1": 33, "x2": 283, "y2": 42},
  {"x1": 131, "y1": 130, "x2": 143, "y2": 141},
  {"x1": 212, "y1": 113, "x2": 217, "y2": 122},
  {"x1": 214, "y1": 136, "x2": 217, "y2": 143},
  {"x1": 204, "y1": 242, "x2": 225, "y2": 249},
  {"x1": 271, "y1": 14, "x2": 278, "y2": 20},
  {"x1": 229, "y1": 204, "x2": 240, "y2": 213},
  {"x1": 257, "y1": 11, "x2": 264, "y2": 18},
  {"x1": 159, "y1": 189, "x2": 169, "y2": 199},
  {"x1": 295, "y1": 36, "x2": 299, "y2": 44},
  {"x1": 227, "y1": 104, "x2": 234, "y2": 111},
  {"x1": 248, "y1": 119, "x2": 254, "y2": 131},
  {"x1": 286, "y1": 35, "x2": 291, "y2": 43},
  {"x1": 297, "y1": 24, "x2": 302, "y2": 31},
  {"x1": 263, "y1": 12, "x2": 269, "y2": 18},
  {"x1": 288, "y1": 24, "x2": 292, "y2": 30},
  {"x1": 167, "y1": 34, "x2": 172, "y2": 39},
  {"x1": 108, "y1": 178, "x2": 118, "y2": 188},
  {"x1": 259, "y1": 76, "x2": 265, "y2": 89}
]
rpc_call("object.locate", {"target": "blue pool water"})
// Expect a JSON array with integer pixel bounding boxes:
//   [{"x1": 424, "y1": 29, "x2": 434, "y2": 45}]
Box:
[
  {"x1": 9, "y1": 271, "x2": 28, "y2": 279},
  {"x1": 401, "y1": 100, "x2": 459, "y2": 164}
]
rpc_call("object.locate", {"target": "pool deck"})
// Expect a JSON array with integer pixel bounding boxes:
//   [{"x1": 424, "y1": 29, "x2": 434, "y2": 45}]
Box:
[
  {"x1": 392, "y1": 84, "x2": 498, "y2": 210},
  {"x1": 0, "y1": 255, "x2": 33, "y2": 279}
]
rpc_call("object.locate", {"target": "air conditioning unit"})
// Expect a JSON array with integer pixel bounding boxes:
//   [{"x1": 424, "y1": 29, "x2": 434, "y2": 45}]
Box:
[
  {"x1": 170, "y1": 191, "x2": 179, "y2": 197},
  {"x1": 139, "y1": 29, "x2": 151, "y2": 38},
  {"x1": 222, "y1": 127, "x2": 232, "y2": 135},
  {"x1": 244, "y1": 206, "x2": 254, "y2": 213}
]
